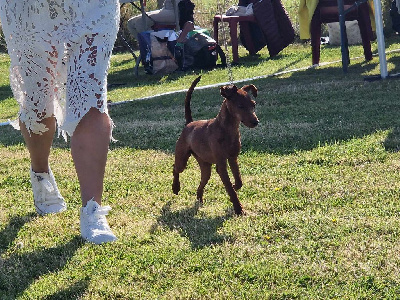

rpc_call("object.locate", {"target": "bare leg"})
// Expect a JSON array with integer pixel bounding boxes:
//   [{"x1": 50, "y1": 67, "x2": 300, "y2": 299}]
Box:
[
  {"x1": 20, "y1": 117, "x2": 56, "y2": 173},
  {"x1": 176, "y1": 21, "x2": 195, "y2": 43},
  {"x1": 21, "y1": 116, "x2": 66, "y2": 215},
  {"x1": 70, "y1": 108, "x2": 111, "y2": 206}
]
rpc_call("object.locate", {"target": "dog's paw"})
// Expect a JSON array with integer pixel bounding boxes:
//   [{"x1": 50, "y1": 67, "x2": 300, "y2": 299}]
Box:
[
  {"x1": 233, "y1": 182, "x2": 242, "y2": 191},
  {"x1": 196, "y1": 198, "x2": 203, "y2": 206},
  {"x1": 236, "y1": 210, "x2": 246, "y2": 216},
  {"x1": 172, "y1": 183, "x2": 180, "y2": 195},
  {"x1": 234, "y1": 206, "x2": 245, "y2": 216}
]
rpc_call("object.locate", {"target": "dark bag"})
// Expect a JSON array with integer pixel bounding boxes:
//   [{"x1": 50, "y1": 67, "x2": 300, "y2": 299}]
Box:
[
  {"x1": 238, "y1": 0, "x2": 267, "y2": 53},
  {"x1": 178, "y1": 31, "x2": 226, "y2": 70},
  {"x1": 253, "y1": 0, "x2": 294, "y2": 57},
  {"x1": 238, "y1": 0, "x2": 294, "y2": 57},
  {"x1": 240, "y1": 22, "x2": 267, "y2": 54}
]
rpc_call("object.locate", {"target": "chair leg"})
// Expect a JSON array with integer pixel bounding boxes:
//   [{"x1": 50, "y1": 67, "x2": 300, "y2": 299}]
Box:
[
  {"x1": 213, "y1": 17, "x2": 220, "y2": 44},
  {"x1": 135, "y1": 54, "x2": 141, "y2": 76},
  {"x1": 228, "y1": 20, "x2": 240, "y2": 63},
  {"x1": 357, "y1": 8, "x2": 373, "y2": 61},
  {"x1": 311, "y1": 16, "x2": 322, "y2": 65},
  {"x1": 213, "y1": 17, "x2": 220, "y2": 61}
]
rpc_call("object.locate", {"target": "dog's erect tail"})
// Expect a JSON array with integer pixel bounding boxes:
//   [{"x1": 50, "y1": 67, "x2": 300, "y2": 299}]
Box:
[{"x1": 185, "y1": 76, "x2": 201, "y2": 125}]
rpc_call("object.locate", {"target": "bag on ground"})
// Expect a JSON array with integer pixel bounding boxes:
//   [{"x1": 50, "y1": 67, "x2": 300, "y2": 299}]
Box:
[
  {"x1": 138, "y1": 30, "x2": 178, "y2": 74},
  {"x1": 178, "y1": 30, "x2": 226, "y2": 70}
]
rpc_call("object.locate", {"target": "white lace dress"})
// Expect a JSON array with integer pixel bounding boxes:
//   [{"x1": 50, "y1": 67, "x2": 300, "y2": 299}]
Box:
[{"x1": 0, "y1": 0, "x2": 120, "y2": 139}]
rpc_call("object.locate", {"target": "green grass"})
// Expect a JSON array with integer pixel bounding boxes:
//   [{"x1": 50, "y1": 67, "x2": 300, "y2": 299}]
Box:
[{"x1": 2, "y1": 37, "x2": 400, "y2": 298}]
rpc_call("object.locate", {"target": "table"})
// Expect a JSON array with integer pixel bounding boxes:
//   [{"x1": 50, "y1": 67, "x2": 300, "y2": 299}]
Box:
[{"x1": 213, "y1": 14, "x2": 257, "y2": 63}]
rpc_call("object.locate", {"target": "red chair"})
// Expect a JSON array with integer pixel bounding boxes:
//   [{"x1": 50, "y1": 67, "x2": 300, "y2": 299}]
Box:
[{"x1": 310, "y1": 0, "x2": 373, "y2": 65}]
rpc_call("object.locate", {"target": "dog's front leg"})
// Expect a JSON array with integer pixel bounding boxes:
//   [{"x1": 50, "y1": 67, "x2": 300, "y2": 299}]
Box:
[
  {"x1": 228, "y1": 157, "x2": 242, "y2": 191},
  {"x1": 216, "y1": 160, "x2": 243, "y2": 215},
  {"x1": 196, "y1": 160, "x2": 212, "y2": 204}
]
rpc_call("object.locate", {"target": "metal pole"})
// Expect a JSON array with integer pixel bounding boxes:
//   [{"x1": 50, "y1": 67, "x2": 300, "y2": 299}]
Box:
[
  {"x1": 140, "y1": 0, "x2": 146, "y2": 31},
  {"x1": 373, "y1": 0, "x2": 388, "y2": 78},
  {"x1": 338, "y1": 0, "x2": 349, "y2": 72}
]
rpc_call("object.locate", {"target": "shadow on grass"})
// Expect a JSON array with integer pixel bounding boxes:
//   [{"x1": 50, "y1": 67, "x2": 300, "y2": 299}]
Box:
[
  {"x1": 108, "y1": 59, "x2": 204, "y2": 88},
  {"x1": 107, "y1": 63, "x2": 400, "y2": 154},
  {"x1": 43, "y1": 278, "x2": 89, "y2": 300},
  {"x1": 384, "y1": 126, "x2": 400, "y2": 152},
  {"x1": 153, "y1": 201, "x2": 234, "y2": 249},
  {"x1": 0, "y1": 213, "x2": 36, "y2": 251},
  {"x1": 0, "y1": 214, "x2": 85, "y2": 299},
  {"x1": 0, "y1": 84, "x2": 13, "y2": 103},
  {"x1": 2, "y1": 51, "x2": 400, "y2": 154},
  {"x1": 107, "y1": 42, "x2": 313, "y2": 90}
]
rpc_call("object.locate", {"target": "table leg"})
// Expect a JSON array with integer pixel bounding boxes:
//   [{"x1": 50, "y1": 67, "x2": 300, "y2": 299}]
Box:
[
  {"x1": 228, "y1": 20, "x2": 239, "y2": 63},
  {"x1": 213, "y1": 18, "x2": 220, "y2": 44}
]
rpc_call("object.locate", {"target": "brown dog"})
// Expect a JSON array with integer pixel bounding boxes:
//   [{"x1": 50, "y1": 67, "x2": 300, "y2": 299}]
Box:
[{"x1": 172, "y1": 76, "x2": 259, "y2": 215}]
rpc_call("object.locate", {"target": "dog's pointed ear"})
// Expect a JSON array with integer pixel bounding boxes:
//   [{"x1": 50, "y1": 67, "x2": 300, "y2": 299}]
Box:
[
  {"x1": 220, "y1": 84, "x2": 238, "y2": 99},
  {"x1": 242, "y1": 85, "x2": 257, "y2": 98}
]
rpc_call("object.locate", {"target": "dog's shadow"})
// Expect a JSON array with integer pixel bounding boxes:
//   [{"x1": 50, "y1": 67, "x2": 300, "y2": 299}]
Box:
[
  {"x1": 152, "y1": 201, "x2": 234, "y2": 249},
  {"x1": 384, "y1": 126, "x2": 400, "y2": 152}
]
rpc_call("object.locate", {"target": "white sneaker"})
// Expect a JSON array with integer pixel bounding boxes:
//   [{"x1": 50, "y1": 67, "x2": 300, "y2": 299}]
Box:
[
  {"x1": 80, "y1": 199, "x2": 117, "y2": 244},
  {"x1": 30, "y1": 167, "x2": 67, "y2": 216}
]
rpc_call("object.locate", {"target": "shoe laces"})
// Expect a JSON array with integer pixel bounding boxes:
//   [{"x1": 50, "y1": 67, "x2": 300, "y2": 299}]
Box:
[
  {"x1": 36, "y1": 174, "x2": 54, "y2": 193},
  {"x1": 34, "y1": 174, "x2": 64, "y2": 205},
  {"x1": 87, "y1": 205, "x2": 112, "y2": 228}
]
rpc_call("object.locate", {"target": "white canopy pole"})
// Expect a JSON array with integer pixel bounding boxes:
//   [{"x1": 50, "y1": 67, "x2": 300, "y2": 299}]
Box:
[{"x1": 373, "y1": 0, "x2": 388, "y2": 78}]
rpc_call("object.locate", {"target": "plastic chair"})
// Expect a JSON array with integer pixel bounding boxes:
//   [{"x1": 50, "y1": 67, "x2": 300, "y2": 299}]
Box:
[{"x1": 310, "y1": 0, "x2": 373, "y2": 66}]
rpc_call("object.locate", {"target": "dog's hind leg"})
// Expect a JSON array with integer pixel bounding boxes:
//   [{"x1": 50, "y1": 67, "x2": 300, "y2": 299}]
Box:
[
  {"x1": 228, "y1": 157, "x2": 242, "y2": 191},
  {"x1": 172, "y1": 142, "x2": 191, "y2": 195},
  {"x1": 196, "y1": 159, "x2": 212, "y2": 204},
  {"x1": 216, "y1": 160, "x2": 243, "y2": 215},
  {"x1": 172, "y1": 168, "x2": 181, "y2": 195}
]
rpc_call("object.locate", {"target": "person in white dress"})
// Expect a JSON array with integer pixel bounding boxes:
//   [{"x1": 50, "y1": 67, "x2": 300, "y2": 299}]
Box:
[{"x1": 0, "y1": 0, "x2": 120, "y2": 244}]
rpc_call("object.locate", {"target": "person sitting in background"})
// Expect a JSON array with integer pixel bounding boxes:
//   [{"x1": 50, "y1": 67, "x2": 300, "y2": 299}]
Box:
[
  {"x1": 175, "y1": 0, "x2": 195, "y2": 44},
  {"x1": 173, "y1": 0, "x2": 225, "y2": 71},
  {"x1": 172, "y1": 0, "x2": 196, "y2": 70},
  {"x1": 127, "y1": 0, "x2": 181, "y2": 37}
]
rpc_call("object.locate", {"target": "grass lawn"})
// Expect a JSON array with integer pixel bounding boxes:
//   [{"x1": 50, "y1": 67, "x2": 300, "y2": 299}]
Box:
[{"x1": 2, "y1": 37, "x2": 400, "y2": 298}]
